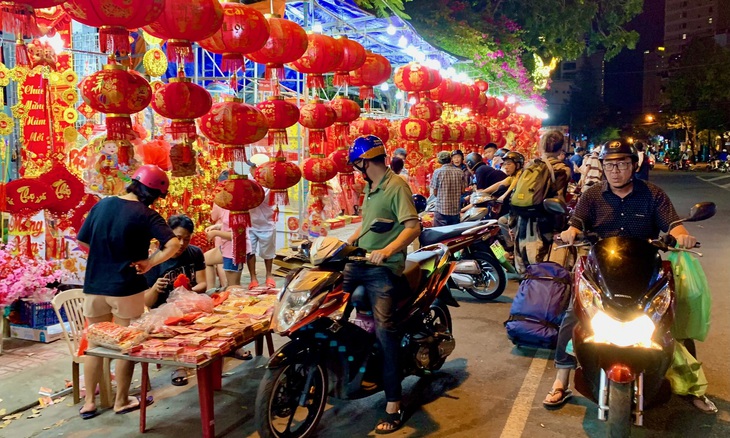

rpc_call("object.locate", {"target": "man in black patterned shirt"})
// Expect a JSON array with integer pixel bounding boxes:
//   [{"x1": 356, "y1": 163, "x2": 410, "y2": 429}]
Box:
[{"x1": 544, "y1": 139, "x2": 716, "y2": 414}]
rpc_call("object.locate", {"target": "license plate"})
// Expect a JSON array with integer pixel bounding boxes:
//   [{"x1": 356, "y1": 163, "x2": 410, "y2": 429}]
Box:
[{"x1": 490, "y1": 241, "x2": 506, "y2": 260}]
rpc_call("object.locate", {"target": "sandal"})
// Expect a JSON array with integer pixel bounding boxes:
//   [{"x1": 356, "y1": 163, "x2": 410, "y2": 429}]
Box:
[
  {"x1": 543, "y1": 388, "x2": 573, "y2": 408},
  {"x1": 375, "y1": 410, "x2": 405, "y2": 435},
  {"x1": 171, "y1": 368, "x2": 188, "y2": 386},
  {"x1": 79, "y1": 407, "x2": 98, "y2": 420},
  {"x1": 265, "y1": 278, "x2": 277, "y2": 288},
  {"x1": 691, "y1": 395, "x2": 718, "y2": 414},
  {"x1": 248, "y1": 280, "x2": 259, "y2": 290}
]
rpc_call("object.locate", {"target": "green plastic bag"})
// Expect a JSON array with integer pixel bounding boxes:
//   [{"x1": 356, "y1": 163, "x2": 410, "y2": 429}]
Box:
[
  {"x1": 667, "y1": 250, "x2": 711, "y2": 342},
  {"x1": 666, "y1": 341, "x2": 708, "y2": 396}
]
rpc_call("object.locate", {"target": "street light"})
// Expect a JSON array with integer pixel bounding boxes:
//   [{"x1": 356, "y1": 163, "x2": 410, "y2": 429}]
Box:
[{"x1": 645, "y1": 114, "x2": 655, "y2": 123}]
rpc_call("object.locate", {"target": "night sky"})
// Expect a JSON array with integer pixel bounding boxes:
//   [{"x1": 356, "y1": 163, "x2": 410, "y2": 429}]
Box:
[{"x1": 604, "y1": 0, "x2": 665, "y2": 116}]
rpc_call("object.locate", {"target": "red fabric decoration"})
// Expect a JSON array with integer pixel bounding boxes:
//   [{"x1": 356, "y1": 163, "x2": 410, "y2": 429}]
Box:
[
  {"x1": 333, "y1": 36, "x2": 366, "y2": 87},
  {"x1": 143, "y1": 0, "x2": 223, "y2": 63},
  {"x1": 37, "y1": 161, "x2": 86, "y2": 215},
  {"x1": 137, "y1": 138, "x2": 173, "y2": 170},
  {"x1": 213, "y1": 174, "x2": 264, "y2": 264},
  {"x1": 246, "y1": 16, "x2": 308, "y2": 81},
  {"x1": 349, "y1": 51, "x2": 391, "y2": 108},
  {"x1": 302, "y1": 155, "x2": 337, "y2": 197},
  {"x1": 62, "y1": 0, "x2": 165, "y2": 55},
  {"x1": 1, "y1": 1, "x2": 66, "y2": 51},
  {"x1": 289, "y1": 33, "x2": 343, "y2": 89},
  {"x1": 252, "y1": 148, "x2": 302, "y2": 206},
  {"x1": 150, "y1": 75, "x2": 212, "y2": 140},
  {"x1": 350, "y1": 118, "x2": 389, "y2": 143},
  {"x1": 3, "y1": 177, "x2": 52, "y2": 216},
  {"x1": 199, "y1": 98, "x2": 269, "y2": 162},
  {"x1": 256, "y1": 96, "x2": 299, "y2": 147},
  {"x1": 173, "y1": 273, "x2": 191, "y2": 289},
  {"x1": 197, "y1": 2, "x2": 269, "y2": 72}
]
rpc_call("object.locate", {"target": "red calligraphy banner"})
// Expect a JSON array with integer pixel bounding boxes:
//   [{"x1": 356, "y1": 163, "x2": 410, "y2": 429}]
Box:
[{"x1": 19, "y1": 72, "x2": 52, "y2": 160}]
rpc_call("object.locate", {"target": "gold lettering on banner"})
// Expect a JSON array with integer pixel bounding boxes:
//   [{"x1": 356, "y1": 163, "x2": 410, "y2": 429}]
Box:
[
  {"x1": 52, "y1": 180, "x2": 71, "y2": 199},
  {"x1": 18, "y1": 186, "x2": 47, "y2": 204},
  {"x1": 22, "y1": 84, "x2": 44, "y2": 95}
]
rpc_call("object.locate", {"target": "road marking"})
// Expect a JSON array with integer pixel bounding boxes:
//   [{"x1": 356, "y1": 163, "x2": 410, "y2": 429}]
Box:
[
  {"x1": 701, "y1": 175, "x2": 730, "y2": 182},
  {"x1": 697, "y1": 175, "x2": 730, "y2": 191},
  {"x1": 500, "y1": 349, "x2": 551, "y2": 438}
]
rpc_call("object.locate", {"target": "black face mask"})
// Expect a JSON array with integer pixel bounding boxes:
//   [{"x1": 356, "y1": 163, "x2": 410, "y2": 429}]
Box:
[{"x1": 353, "y1": 160, "x2": 372, "y2": 185}]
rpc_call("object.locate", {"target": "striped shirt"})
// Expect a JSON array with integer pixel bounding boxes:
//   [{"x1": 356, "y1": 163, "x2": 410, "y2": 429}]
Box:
[{"x1": 430, "y1": 164, "x2": 467, "y2": 215}]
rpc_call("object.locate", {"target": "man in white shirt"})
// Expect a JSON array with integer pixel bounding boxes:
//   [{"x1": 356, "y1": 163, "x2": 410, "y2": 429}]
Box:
[{"x1": 246, "y1": 189, "x2": 277, "y2": 289}]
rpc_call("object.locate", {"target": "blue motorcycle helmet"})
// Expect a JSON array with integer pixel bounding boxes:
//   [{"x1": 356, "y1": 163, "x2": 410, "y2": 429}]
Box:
[
  {"x1": 412, "y1": 194, "x2": 427, "y2": 214},
  {"x1": 348, "y1": 135, "x2": 387, "y2": 166}
]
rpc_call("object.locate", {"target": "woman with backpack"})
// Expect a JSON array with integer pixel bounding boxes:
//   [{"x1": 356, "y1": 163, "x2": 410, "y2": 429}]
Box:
[{"x1": 510, "y1": 131, "x2": 571, "y2": 274}]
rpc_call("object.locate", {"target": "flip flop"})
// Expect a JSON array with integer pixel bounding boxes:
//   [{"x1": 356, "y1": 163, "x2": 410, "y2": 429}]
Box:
[
  {"x1": 691, "y1": 395, "x2": 718, "y2": 414},
  {"x1": 115, "y1": 395, "x2": 154, "y2": 415},
  {"x1": 265, "y1": 278, "x2": 276, "y2": 288},
  {"x1": 248, "y1": 280, "x2": 259, "y2": 290},
  {"x1": 233, "y1": 348, "x2": 253, "y2": 361},
  {"x1": 79, "y1": 407, "x2": 98, "y2": 420},
  {"x1": 171, "y1": 368, "x2": 188, "y2": 386},
  {"x1": 375, "y1": 410, "x2": 405, "y2": 435},
  {"x1": 543, "y1": 388, "x2": 573, "y2": 408}
]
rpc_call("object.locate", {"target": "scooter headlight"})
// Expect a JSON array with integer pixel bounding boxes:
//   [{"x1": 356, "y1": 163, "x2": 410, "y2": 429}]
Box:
[
  {"x1": 645, "y1": 285, "x2": 671, "y2": 323},
  {"x1": 577, "y1": 276, "x2": 603, "y2": 318},
  {"x1": 591, "y1": 312, "x2": 656, "y2": 348},
  {"x1": 272, "y1": 289, "x2": 326, "y2": 333}
]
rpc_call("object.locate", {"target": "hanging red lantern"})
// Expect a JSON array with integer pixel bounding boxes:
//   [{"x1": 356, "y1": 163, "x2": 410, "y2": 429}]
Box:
[
  {"x1": 143, "y1": 0, "x2": 224, "y2": 63},
  {"x1": 409, "y1": 100, "x2": 442, "y2": 122},
  {"x1": 489, "y1": 128, "x2": 503, "y2": 144},
  {"x1": 429, "y1": 78, "x2": 457, "y2": 104},
  {"x1": 448, "y1": 123, "x2": 464, "y2": 145},
  {"x1": 246, "y1": 16, "x2": 308, "y2": 81},
  {"x1": 256, "y1": 95, "x2": 300, "y2": 147},
  {"x1": 394, "y1": 63, "x2": 441, "y2": 102},
  {"x1": 350, "y1": 118, "x2": 389, "y2": 143},
  {"x1": 289, "y1": 33, "x2": 343, "y2": 89},
  {"x1": 150, "y1": 73, "x2": 212, "y2": 140},
  {"x1": 349, "y1": 51, "x2": 391, "y2": 107},
  {"x1": 399, "y1": 118, "x2": 430, "y2": 168},
  {"x1": 299, "y1": 98, "x2": 337, "y2": 155},
  {"x1": 329, "y1": 96, "x2": 360, "y2": 149},
  {"x1": 1, "y1": 1, "x2": 66, "y2": 64},
  {"x1": 199, "y1": 98, "x2": 269, "y2": 162},
  {"x1": 80, "y1": 64, "x2": 152, "y2": 140},
  {"x1": 474, "y1": 79, "x2": 489, "y2": 93},
  {"x1": 213, "y1": 174, "x2": 265, "y2": 264},
  {"x1": 429, "y1": 120, "x2": 451, "y2": 152},
  {"x1": 63, "y1": 0, "x2": 165, "y2": 55},
  {"x1": 332, "y1": 36, "x2": 366, "y2": 87},
  {"x1": 197, "y1": 2, "x2": 269, "y2": 72},
  {"x1": 302, "y1": 155, "x2": 337, "y2": 197},
  {"x1": 252, "y1": 148, "x2": 302, "y2": 206}
]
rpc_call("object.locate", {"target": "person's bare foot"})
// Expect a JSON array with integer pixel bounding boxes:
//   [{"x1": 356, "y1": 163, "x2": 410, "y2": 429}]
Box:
[{"x1": 692, "y1": 395, "x2": 718, "y2": 414}]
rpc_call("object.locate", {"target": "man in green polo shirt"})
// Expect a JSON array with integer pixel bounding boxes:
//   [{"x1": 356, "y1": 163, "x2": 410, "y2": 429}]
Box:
[{"x1": 344, "y1": 135, "x2": 420, "y2": 434}]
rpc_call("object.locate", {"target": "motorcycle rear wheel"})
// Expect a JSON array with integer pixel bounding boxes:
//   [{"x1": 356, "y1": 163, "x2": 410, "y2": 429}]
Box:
[
  {"x1": 256, "y1": 361, "x2": 328, "y2": 438},
  {"x1": 464, "y1": 251, "x2": 506, "y2": 301},
  {"x1": 607, "y1": 381, "x2": 632, "y2": 438}
]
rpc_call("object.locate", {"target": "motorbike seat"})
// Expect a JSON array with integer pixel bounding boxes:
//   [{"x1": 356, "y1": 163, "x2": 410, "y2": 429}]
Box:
[
  {"x1": 402, "y1": 248, "x2": 443, "y2": 292},
  {"x1": 420, "y1": 221, "x2": 483, "y2": 246}
]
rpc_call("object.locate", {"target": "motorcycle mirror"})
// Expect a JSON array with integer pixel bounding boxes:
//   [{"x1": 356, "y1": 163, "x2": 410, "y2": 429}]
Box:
[
  {"x1": 686, "y1": 202, "x2": 716, "y2": 222},
  {"x1": 370, "y1": 218, "x2": 395, "y2": 233},
  {"x1": 543, "y1": 198, "x2": 567, "y2": 215}
]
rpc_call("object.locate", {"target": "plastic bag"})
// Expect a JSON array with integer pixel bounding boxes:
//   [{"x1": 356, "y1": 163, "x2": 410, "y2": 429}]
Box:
[
  {"x1": 167, "y1": 286, "x2": 214, "y2": 314},
  {"x1": 667, "y1": 250, "x2": 712, "y2": 341},
  {"x1": 130, "y1": 303, "x2": 183, "y2": 334},
  {"x1": 666, "y1": 341, "x2": 708, "y2": 396}
]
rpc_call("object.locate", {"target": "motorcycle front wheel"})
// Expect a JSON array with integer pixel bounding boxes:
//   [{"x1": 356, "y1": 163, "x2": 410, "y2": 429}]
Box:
[
  {"x1": 607, "y1": 381, "x2": 632, "y2": 438},
  {"x1": 255, "y1": 360, "x2": 328, "y2": 438},
  {"x1": 464, "y1": 251, "x2": 506, "y2": 301}
]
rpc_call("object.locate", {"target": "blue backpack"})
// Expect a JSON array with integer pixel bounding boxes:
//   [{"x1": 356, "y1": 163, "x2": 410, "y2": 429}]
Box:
[{"x1": 504, "y1": 262, "x2": 572, "y2": 349}]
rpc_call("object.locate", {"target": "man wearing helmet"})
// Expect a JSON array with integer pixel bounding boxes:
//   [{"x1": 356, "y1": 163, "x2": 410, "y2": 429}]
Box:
[
  {"x1": 544, "y1": 140, "x2": 716, "y2": 413},
  {"x1": 345, "y1": 135, "x2": 421, "y2": 433},
  {"x1": 77, "y1": 165, "x2": 181, "y2": 419},
  {"x1": 466, "y1": 152, "x2": 507, "y2": 191},
  {"x1": 431, "y1": 151, "x2": 468, "y2": 226}
]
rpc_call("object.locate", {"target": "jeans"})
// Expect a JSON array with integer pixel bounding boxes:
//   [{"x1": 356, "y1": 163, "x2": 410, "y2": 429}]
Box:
[
  {"x1": 555, "y1": 298, "x2": 578, "y2": 369},
  {"x1": 342, "y1": 264, "x2": 402, "y2": 402},
  {"x1": 498, "y1": 214, "x2": 514, "y2": 250},
  {"x1": 434, "y1": 212, "x2": 460, "y2": 227}
]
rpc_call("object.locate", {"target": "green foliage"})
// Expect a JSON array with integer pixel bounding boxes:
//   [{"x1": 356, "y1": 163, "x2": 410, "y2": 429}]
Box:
[
  {"x1": 353, "y1": 0, "x2": 411, "y2": 18},
  {"x1": 592, "y1": 126, "x2": 622, "y2": 144}
]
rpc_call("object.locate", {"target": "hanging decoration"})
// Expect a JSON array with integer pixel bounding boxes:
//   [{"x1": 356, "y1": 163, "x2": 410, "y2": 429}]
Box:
[
  {"x1": 428, "y1": 120, "x2": 451, "y2": 153},
  {"x1": 350, "y1": 118, "x2": 389, "y2": 143},
  {"x1": 212, "y1": 174, "x2": 265, "y2": 264},
  {"x1": 395, "y1": 63, "x2": 442, "y2": 102},
  {"x1": 0, "y1": 1, "x2": 66, "y2": 64},
  {"x1": 409, "y1": 99, "x2": 442, "y2": 123},
  {"x1": 289, "y1": 33, "x2": 343, "y2": 90},
  {"x1": 327, "y1": 95, "x2": 360, "y2": 214},
  {"x1": 398, "y1": 117, "x2": 430, "y2": 168},
  {"x1": 143, "y1": 0, "x2": 223, "y2": 63},
  {"x1": 349, "y1": 51, "x2": 391, "y2": 110},
  {"x1": 474, "y1": 79, "x2": 489, "y2": 93},
  {"x1": 198, "y1": 1, "x2": 269, "y2": 73},
  {"x1": 332, "y1": 36, "x2": 366, "y2": 87},
  {"x1": 301, "y1": 155, "x2": 337, "y2": 197},
  {"x1": 299, "y1": 98, "x2": 336, "y2": 155},
  {"x1": 150, "y1": 72, "x2": 212, "y2": 140},
  {"x1": 62, "y1": 0, "x2": 165, "y2": 55},
  {"x1": 252, "y1": 148, "x2": 302, "y2": 206},
  {"x1": 246, "y1": 15, "x2": 308, "y2": 81},
  {"x1": 199, "y1": 97, "x2": 269, "y2": 163},
  {"x1": 429, "y1": 77, "x2": 458, "y2": 105},
  {"x1": 256, "y1": 95, "x2": 300, "y2": 147},
  {"x1": 34, "y1": 5, "x2": 67, "y2": 36}
]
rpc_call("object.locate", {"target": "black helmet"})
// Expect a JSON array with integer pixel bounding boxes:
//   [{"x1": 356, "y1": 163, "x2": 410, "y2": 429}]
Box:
[
  {"x1": 465, "y1": 152, "x2": 482, "y2": 169},
  {"x1": 451, "y1": 149, "x2": 464, "y2": 157},
  {"x1": 412, "y1": 194, "x2": 427, "y2": 214},
  {"x1": 599, "y1": 139, "x2": 638, "y2": 162},
  {"x1": 503, "y1": 151, "x2": 525, "y2": 167}
]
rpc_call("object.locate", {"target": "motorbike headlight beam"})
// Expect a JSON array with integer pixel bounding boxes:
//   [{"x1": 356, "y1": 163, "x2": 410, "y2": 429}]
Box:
[
  {"x1": 577, "y1": 276, "x2": 602, "y2": 318},
  {"x1": 591, "y1": 312, "x2": 656, "y2": 348}
]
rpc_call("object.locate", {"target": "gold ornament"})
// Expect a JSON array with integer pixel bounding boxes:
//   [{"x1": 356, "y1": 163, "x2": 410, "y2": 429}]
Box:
[
  {"x1": 144, "y1": 48, "x2": 168, "y2": 77},
  {"x1": 62, "y1": 89, "x2": 78, "y2": 106},
  {"x1": 142, "y1": 30, "x2": 164, "y2": 47},
  {"x1": 62, "y1": 108, "x2": 78, "y2": 124},
  {"x1": 0, "y1": 113, "x2": 14, "y2": 135},
  {"x1": 63, "y1": 126, "x2": 78, "y2": 143}
]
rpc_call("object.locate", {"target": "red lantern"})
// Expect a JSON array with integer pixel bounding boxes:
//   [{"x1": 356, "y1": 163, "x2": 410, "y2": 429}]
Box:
[
  {"x1": 409, "y1": 100, "x2": 442, "y2": 122},
  {"x1": 350, "y1": 118, "x2": 389, "y2": 143},
  {"x1": 333, "y1": 36, "x2": 366, "y2": 87},
  {"x1": 399, "y1": 118, "x2": 430, "y2": 142},
  {"x1": 302, "y1": 155, "x2": 337, "y2": 197},
  {"x1": 63, "y1": 0, "x2": 165, "y2": 55},
  {"x1": 150, "y1": 75, "x2": 212, "y2": 140},
  {"x1": 429, "y1": 78, "x2": 457, "y2": 104},
  {"x1": 246, "y1": 16, "x2": 308, "y2": 81},
  {"x1": 256, "y1": 95, "x2": 300, "y2": 147},
  {"x1": 349, "y1": 51, "x2": 391, "y2": 106},
  {"x1": 299, "y1": 98, "x2": 336, "y2": 155},
  {"x1": 429, "y1": 120, "x2": 451, "y2": 152},
  {"x1": 289, "y1": 33, "x2": 343, "y2": 89},
  {"x1": 474, "y1": 79, "x2": 489, "y2": 92},
  {"x1": 329, "y1": 96, "x2": 360, "y2": 149},
  {"x1": 252, "y1": 148, "x2": 302, "y2": 206},
  {"x1": 199, "y1": 98, "x2": 269, "y2": 162},
  {"x1": 394, "y1": 63, "x2": 441, "y2": 102},
  {"x1": 213, "y1": 174, "x2": 265, "y2": 264},
  {"x1": 34, "y1": 6, "x2": 67, "y2": 36},
  {"x1": 198, "y1": 2, "x2": 269, "y2": 72},
  {"x1": 143, "y1": 0, "x2": 224, "y2": 63},
  {"x1": 448, "y1": 123, "x2": 464, "y2": 145},
  {"x1": 80, "y1": 64, "x2": 153, "y2": 140}
]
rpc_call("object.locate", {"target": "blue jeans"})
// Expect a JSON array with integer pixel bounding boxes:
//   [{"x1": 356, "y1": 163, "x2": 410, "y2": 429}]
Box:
[
  {"x1": 555, "y1": 298, "x2": 577, "y2": 369},
  {"x1": 342, "y1": 264, "x2": 402, "y2": 402},
  {"x1": 434, "y1": 212, "x2": 460, "y2": 227}
]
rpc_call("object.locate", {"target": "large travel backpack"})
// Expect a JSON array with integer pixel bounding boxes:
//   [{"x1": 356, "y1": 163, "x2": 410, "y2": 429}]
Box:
[
  {"x1": 504, "y1": 261, "x2": 572, "y2": 349},
  {"x1": 510, "y1": 158, "x2": 556, "y2": 217}
]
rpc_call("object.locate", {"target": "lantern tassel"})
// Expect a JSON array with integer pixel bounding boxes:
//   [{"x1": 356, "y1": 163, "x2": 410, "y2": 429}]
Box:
[
  {"x1": 334, "y1": 123, "x2": 349, "y2": 149},
  {"x1": 308, "y1": 129, "x2": 326, "y2": 155},
  {"x1": 15, "y1": 38, "x2": 29, "y2": 67},
  {"x1": 306, "y1": 74, "x2": 325, "y2": 89},
  {"x1": 230, "y1": 211, "x2": 250, "y2": 265},
  {"x1": 333, "y1": 72, "x2": 349, "y2": 87},
  {"x1": 310, "y1": 183, "x2": 328, "y2": 197},
  {"x1": 270, "y1": 190, "x2": 289, "y2": 207},
  {"x1": 166, "y1": 40, "x2": 194, "y2": 64},
  {"x1": 359, "y1": 85, "x2": 374, "y2": 101},
  {"x1": 222, "y1": 54, "x2": 244, "y2": 73},
  {"x1": 268, "y1": 129, "x2": 288, "y2": 147},
  {"x1": 99, "y1": 26, "x2": 131, "y2": 55},
  {"x1": 2, "y1": 4, "x2": 38, "y2": 38},
  {"x1": 265, "y1": 63, "x2": 285, "y2": 82},
  {"x1": 169, "y1": 120, "x2": 197, "y2": 140},
  {"x1": 105, "y1": 114, "x2": 134, "y2": 141},
  {"x1": 273, "y1": 206, "x2": 280, "y2": 222}
]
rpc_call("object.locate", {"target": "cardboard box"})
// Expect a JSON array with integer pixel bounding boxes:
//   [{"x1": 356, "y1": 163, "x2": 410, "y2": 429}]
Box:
[{"x1": 10, "y1": 322, "x2": 70, "y2": 343}]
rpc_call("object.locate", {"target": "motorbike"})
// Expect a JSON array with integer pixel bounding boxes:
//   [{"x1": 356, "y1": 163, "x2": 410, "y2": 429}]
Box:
[
  {"x1": 255, "y1": 219, "x2": 458, "y2": 438},
  {"x1": 706, "y1": 159, "x2": 729, "y2": 173},
  {"x1": 461, "y1": 190, "x2": 504, "y2": 222},
  {"x1": 544, "y1": 199, "x2": 716, "y2": 437}
]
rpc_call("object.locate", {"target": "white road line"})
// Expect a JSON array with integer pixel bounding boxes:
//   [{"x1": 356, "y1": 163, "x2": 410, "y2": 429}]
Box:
[
  {"x1": 500, "y1": 349, "x2": 552, "y2": 438},
  {"x1": 701, "y1": 175, "x2": 730, "y2": 182},
  {"x1": 697, "y1": 175, "x2": 730, "y2": 191}
]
